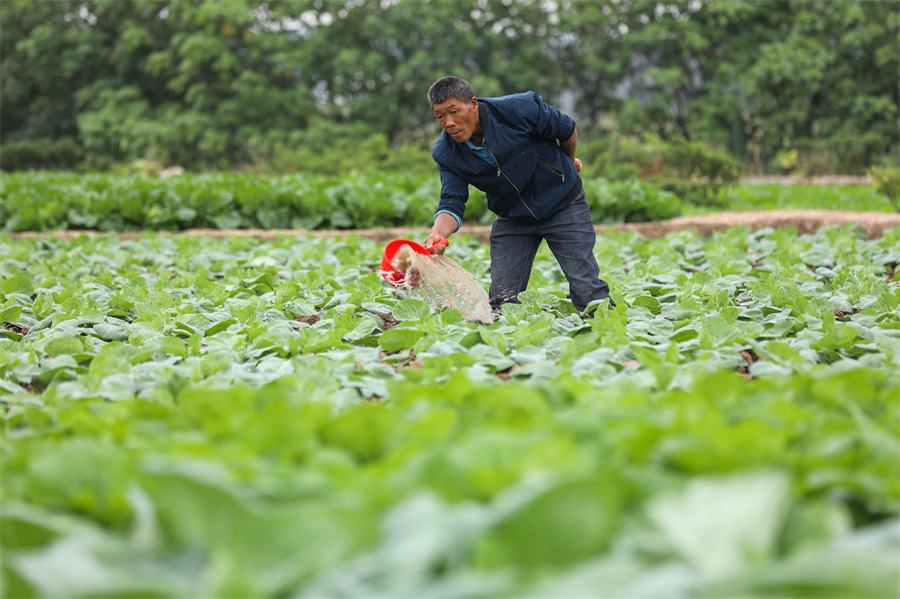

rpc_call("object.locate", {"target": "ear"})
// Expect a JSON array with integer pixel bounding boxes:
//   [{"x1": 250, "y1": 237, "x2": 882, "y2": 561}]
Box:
[{"x1": 470, "y1": 97, "x2": 478, "y2": 111}]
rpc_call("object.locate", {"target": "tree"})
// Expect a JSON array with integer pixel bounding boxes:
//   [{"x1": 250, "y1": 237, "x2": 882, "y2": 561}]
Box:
[
  {"x1": 2, "y1": 0, "x2": 319, "y2": 168},
  {"x1": 558, "y1": 0, "x2": 898, "y2": 173},
  {"x1": 295, "y1": 0, "x2": 561, "y2": 138},
  {"x1": 73, "y1": 0, "x2": 318, "y2": 168},
  {"x1": 0, "y1": 1, "x2": 109, "y2": 142},
  {"x1": 746, "y1": 0, "x2": 899, "y2": 172},
  {"x1": 1, "y1": 0, "x2": 896, "y2": 172},
  {"x1": 553, "y1": 0, "x2": 631, "y2": 128}
]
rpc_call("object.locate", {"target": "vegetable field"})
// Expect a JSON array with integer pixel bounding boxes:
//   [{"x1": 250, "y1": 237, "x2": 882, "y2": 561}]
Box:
[
  {"x1": 3, "y1": 172, "x2": 894, "y2": 235},
  {"x1": 2, "y1": 225, "x2": 899, "y2": 597},
  {"x1": 0, "y1": 172, "x2": 679, "y2": 232}
]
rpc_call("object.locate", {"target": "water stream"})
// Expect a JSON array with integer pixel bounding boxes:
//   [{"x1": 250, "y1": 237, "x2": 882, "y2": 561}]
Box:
[{"x1": 393, "y1": 244, "x2": 493, "y2": 324}]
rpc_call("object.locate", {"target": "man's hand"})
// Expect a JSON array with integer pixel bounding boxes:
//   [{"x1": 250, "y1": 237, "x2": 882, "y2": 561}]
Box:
[
  {"x1": 424, "y1": 232, "x2": 447, "y2": 254},
  {"x1": 424, "y1": 212, "x2": 457, "y2": 254},
  {"x1": 559, "y1": 126, "x2": 581, "y2": 172}
]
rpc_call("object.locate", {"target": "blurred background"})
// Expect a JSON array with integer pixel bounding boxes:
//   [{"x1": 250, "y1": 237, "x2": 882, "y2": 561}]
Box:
[{"x1": 1, "y1": 0, "x2": 897, "y2": 179}]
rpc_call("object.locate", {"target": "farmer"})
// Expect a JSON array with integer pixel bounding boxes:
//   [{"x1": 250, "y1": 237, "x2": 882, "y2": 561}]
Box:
[{"x1": 423, "y1": 75, "x2": 615, "y2": 316}]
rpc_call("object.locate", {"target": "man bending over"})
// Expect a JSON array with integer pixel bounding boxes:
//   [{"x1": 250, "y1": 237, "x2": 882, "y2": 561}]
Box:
[{"x1": 424, "y1": 75, "x2": 615, "y2": 316}]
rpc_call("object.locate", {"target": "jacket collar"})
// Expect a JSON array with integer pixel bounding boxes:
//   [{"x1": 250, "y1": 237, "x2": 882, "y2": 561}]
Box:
[{"x1": 476, "y1": 100, "x2": 489, "y2": 142}]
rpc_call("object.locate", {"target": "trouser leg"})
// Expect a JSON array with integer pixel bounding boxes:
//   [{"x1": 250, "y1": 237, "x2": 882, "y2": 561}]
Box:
[
  {"x1": 488, "y1": 217, "x2": 542, "y2": 314},
  {"x1": 540, "y1": 192, "x2": 614, "y2": 312}
]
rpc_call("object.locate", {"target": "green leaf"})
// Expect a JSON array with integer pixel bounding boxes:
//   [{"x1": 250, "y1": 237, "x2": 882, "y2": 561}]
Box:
[
  {"x1": 647, "y1": 472, "x2": 791, "y2": 577},
  {"x1": 134, "y1": 465, "x2": 378, "y2": 595},
  {"x1": 632, "y1": 295, "x2": 661, "y2": 314},
  {"x1": 320, "y1": 405, "x2": 395, "y2": 461},
  {"x1": 392, "y1": 299, "x2": 430, "y2": 321},
  {"x1": 92, "y1": 322, "x2": 129, "y2": 342},
  {"x1": 460, "y1": 330, "x2": 485, "y2": 349},
  {"x1": 173, "y1": 314, "x2": 213, "y2": 336},
  {"x1": 361, "y1": 302, "x2": 392, "y2": 315},
  {"x1": 501, "y1": 302, "x2": 529, "y2": 324},
  {"x1": 205, "y1": 318, "x2": 238, "y2": 337},
  {"x1": 343, "y1": 318, "x2": 379, "y2": 342},
  {"x1": 0, "y1": 305, "x2": 23, "y2": 322},
  {"x1": 0, "y1": 505, "x2": 65, "y2": 551},
  {"x1": 379, "y1": 328, "x2": 425, "y2": 353},
  {"x1": 43, "y1": 337, "x2": 90, "y2": 357},
  {"x1": 476, "y1": 477, "x2": 625, "y2": 568},
  {"x1": 1, "y1": 276, "x2": 34, "y2": 297},
  {"x1": 150, "y1": 336, "x2": 188, "y2": 358}
]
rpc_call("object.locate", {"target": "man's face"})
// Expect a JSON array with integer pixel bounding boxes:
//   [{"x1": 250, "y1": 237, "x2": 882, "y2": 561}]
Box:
[{"x1": 432, "y1": 96, "x2": 479, "y2": 143}]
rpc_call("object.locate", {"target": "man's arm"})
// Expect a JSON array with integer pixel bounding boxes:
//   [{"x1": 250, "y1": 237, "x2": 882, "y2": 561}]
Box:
[
  {"x1": 558, "y1": 126, "x2": 583, "y2": 173},
  {"x1": 521, "y1": 92, "x2": 582, "y2": 172},
  {"x1": 424, "y1": 164, "x2": 467, "y2": 253}
]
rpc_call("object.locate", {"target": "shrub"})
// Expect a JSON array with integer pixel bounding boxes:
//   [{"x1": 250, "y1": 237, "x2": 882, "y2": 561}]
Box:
[
  {"x1": 657, "y1": 138, "x2": 744, "y2": 206},
  {"x1": 868, "y1": 167, "x2": 900, "y2": 213},
  {"x1": 583, "y1": 178, "x2": 683, "y2": 224},
  {"x1": 786, "y1": 133, "x2": 897, "y2": 176},
  {"x1": 0, "y1": 137, "x2": 84, "y2": 171},
  {"x1": 247, "y1": 135, "x2": 435, "y2": 177},
  {"x1": 580, "y1": 135, "x2": 743, "y2": 207}
]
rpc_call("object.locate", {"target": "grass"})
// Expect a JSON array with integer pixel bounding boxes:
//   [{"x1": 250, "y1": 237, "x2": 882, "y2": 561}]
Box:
[{"x1": 699, "y1": 183, "x2": 895, "y2": 214}]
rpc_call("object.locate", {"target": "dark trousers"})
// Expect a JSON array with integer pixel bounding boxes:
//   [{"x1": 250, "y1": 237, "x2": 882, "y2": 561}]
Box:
[{"x1": 488, "y1": 190, "x2": 613, "y2": 314}]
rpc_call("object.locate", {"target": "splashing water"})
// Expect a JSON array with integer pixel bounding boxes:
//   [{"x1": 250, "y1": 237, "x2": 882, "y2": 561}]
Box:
[{"x1": 392, "y1": 244, "x2": 493, "y2": 324}]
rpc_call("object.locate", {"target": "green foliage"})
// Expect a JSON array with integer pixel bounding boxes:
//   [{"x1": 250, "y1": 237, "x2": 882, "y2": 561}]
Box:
[
  {"x1": 248, "y1": 127, "x2": 436, "y2": 177},
  {"x1": 661, "y1": 138, "x2": 744, "y2": 206},
  {"x1": 0, "y1": 137, "x2": 84, "y2": 171},
  {"x1": 0, "y1": 227, "x2": 898, "y2": 596},
  {"x1": 0, "y1": 171, "x2": 691, "y2": 233},
  {"x1": 0, "y1": 0, "x2": 558, "y2": 171},
  {"x1": 583, "y1": 178, "x2": 682, "y2": 223},
  {"x1": 564, "y1": 0, "x2": 899, "y2": 174},
  {"x1": 2, "y1": 0, "x2": 895, "y2": 173},
  {"x1": 743, "y1": 2, "x2": 899, "y2": 174},
  {"x1": 582, "y1": 135, "x2": 743, "y2": 206},
  {"x1": 3, "y1": 171, "x2": 896, "y2": 234},
  {"x1": 868, "y1": 167, "x2": 900, "y2": 213},
  {"x1": 294, "y1": 0, "x2": 557, "y2": 135},
  {"x1": 0, "y1": 171, "x2": 451, "y2": 232},
  {"x1": 2, "y1": 0, "x2": 317, "y2": 170},
  {"x1": 715, "y1": 183, "x2": 896, "y2": 215}
]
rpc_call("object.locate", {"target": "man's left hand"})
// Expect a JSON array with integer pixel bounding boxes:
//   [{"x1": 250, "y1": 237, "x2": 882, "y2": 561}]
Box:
[{"x1": 573, "y1": 158, "x2": 582, "y2": 172}]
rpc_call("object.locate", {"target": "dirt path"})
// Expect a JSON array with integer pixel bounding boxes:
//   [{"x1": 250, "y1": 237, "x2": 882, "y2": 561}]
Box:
[
  {"x1": 615, "y1": 210, "x2": 900, "y2": 240},
  {"x1": 7, "y1": 210, "x2": 898, "y2": 243}
]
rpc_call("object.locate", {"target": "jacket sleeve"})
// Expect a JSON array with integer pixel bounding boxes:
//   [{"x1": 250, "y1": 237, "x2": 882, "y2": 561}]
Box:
[
  {"x1": 436, "y1": 163, "x2": 469, "y2": 222},
  {"x1": 522, "y1": 91, "x2": 576, "y2": 142}
]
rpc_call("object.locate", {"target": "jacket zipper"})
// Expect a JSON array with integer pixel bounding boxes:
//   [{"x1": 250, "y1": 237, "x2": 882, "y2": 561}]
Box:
[
  {"x1": 488, "y1": 146, "x2": 540, "y2": 221},
  {"x1": 538, "y1": 158, "x2": 565, "y2": 182}
]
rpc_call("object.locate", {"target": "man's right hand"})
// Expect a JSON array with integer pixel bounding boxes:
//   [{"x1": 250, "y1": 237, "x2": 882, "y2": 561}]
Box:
[
  {"x1": 424, "y1": 212, "x2": 458, "y2": 254},
  {"x1": 424, "y1": 235, "x2": 447, "y2": 254}
]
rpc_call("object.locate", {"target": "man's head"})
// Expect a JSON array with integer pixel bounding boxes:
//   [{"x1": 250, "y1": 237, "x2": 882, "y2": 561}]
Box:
[{"x1": 428, "y1": 76, "x2": 481, "y2": 144}]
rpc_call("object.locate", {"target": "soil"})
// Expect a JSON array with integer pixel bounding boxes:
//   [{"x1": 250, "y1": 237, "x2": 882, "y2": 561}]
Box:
[
  {"x1": 9, "y1": 210, "x2": 899, "y2": 243},
  {"x1": 377, "y1": 313, "x2": 400, "y2": 330},
  {"x1": 614, "y1": 209, "x2": 900, "y2": 240},
  {"x1": 293, "y1": 314, "x2": 321, "y2": 326}
]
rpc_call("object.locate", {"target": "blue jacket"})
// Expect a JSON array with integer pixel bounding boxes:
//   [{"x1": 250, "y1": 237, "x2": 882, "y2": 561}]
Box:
[{"x1": 431, "y1": 91, "x2": 579, "y2": 225}]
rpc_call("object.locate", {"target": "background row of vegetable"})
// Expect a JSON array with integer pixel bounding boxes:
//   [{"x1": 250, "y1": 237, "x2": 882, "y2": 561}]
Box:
[
  {"x1": 1, "y1": 171, "x2": 894, "y2": 233},
  {"x1": 1, "y1": 225, "x2": 898, "y2": 597}
]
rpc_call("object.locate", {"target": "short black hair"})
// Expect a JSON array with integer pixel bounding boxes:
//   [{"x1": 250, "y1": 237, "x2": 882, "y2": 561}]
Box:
[{"x1": 427, "y1": 76, "x2": 475, "y2": 106}]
